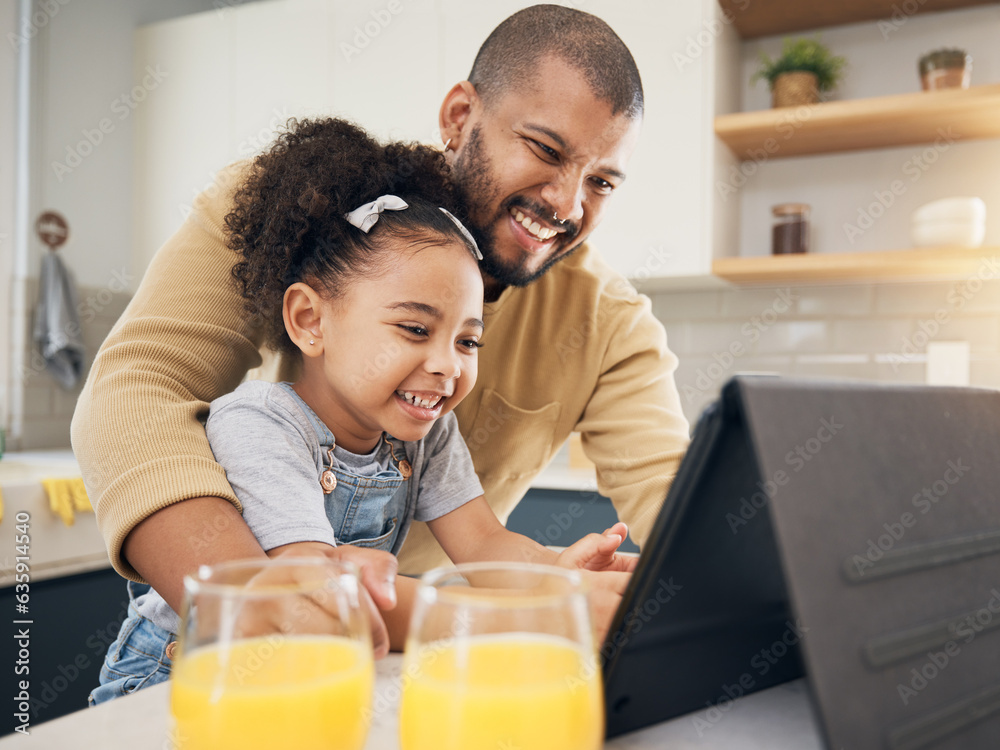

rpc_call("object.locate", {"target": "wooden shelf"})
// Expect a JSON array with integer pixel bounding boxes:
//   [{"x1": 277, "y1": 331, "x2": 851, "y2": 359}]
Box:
[
  {"x1": 712, "y1": 246, "x2": 1000, "y2": 285},
  {"x1": 717, "y1": 0, "x2": 998, "y2": 39},
  {"x1": 715, "y1": 84, "x2": 1000, "y2": 160}
]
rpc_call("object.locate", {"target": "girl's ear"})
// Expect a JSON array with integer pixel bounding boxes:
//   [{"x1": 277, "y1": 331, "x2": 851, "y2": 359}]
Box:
[
  {"x1": 439, "y1": 80, "x2": 479, "y2": 151},
  {"x1": 283, "y1": 282, "x2": 325, "y2": 356}
]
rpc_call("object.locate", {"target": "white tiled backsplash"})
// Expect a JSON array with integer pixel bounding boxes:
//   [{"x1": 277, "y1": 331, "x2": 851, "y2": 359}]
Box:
[
  {"x1": 12, "y1": 278, "x2": 1000, "y2": 447},
  {"x1": 14, "y1": 278, "x2": 130, "y2": 450},
  {"x1": 649, "y1": 281, "x2": 1000, "y2": 424}
]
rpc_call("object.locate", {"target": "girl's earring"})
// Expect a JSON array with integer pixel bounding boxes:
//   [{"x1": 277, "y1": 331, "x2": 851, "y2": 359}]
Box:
[
  {"x1": 309, "y1": 339, "x2": 315, "y2": 345},
  {"x1": 443, "y1": 138, "x2": 452, "y2": 151}
]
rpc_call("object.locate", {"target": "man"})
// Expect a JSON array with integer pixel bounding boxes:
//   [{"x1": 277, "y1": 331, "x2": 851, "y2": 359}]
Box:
[{"x1": 71, "y1": 4, "x2": 690, "y2": 651}]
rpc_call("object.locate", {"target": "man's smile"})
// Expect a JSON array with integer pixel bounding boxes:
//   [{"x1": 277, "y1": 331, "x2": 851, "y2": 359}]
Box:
[{"x1": 508, "y1": 206, "x2": 561, "y2": 241}]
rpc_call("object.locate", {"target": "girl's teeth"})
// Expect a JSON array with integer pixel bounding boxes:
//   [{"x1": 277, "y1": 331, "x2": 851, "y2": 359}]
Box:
[{"x1": 399, "y1": 391, "x2": 440, "y2": 409}]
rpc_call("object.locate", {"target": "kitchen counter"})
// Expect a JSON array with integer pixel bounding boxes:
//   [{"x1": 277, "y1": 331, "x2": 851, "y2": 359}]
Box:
[
  {"x1": 529, "y1": 462, "x2": 598, "y2": 492},
  {"x1": 0, "y1": 450, "x2": 596, "y2": 588},
  {"x1": 0, "y1": 450, "x2": 109, "y2": 586},
  {"x1": 0, "y1": 653, "x2": 824, "y2": 748}
]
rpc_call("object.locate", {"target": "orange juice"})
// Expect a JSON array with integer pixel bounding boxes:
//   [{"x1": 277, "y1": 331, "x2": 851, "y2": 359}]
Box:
[
  {"x1": 399, "y1": 633, "x2": 603, "y2": 750},
  {"x1": 171, "y1": 635, "x2": 373, "y2": 750}
]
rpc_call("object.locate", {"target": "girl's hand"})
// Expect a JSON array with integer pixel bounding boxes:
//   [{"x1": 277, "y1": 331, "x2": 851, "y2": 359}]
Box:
[
  {"x1": 555, "y1": 522, "x2": 638, "y2": 573},
  {"x1": 555, "y1": 524, "x2": 639, "y2": 641}
]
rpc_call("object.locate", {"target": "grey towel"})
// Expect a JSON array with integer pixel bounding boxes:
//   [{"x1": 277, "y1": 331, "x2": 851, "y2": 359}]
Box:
[{"x1": 33, "y1": 252, "x2": 85, "y2": 389}]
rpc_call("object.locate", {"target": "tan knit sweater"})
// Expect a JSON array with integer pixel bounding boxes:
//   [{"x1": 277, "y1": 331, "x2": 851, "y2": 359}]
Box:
[{"x1": 71, "y1": 162, "x2": 690, "y2": 580}]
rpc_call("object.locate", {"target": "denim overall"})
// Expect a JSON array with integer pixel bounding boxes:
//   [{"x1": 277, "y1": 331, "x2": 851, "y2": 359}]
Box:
[
  {"x1": 321, "y1": 449, "x2": 409, "y2": 551},
  {"x1": 90, "y1": 386, "x2": 409, "y2": 705},
  {"x1": 286, "y1": 382, "x2": 411, "y2": 553},
  {"x1": 89, "y1": 580, "x2": 175, "y2": 705}
]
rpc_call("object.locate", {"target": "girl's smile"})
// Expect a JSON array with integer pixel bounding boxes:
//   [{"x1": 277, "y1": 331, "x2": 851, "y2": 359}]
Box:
[{"x1": 395, "y1": 389, "x2": 448, "y2": 421}]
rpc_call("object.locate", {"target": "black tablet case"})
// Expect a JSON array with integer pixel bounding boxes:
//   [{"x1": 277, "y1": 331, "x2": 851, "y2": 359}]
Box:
[{"x1": 603, "y1": 376, "x2": 1000, "y2": 749}]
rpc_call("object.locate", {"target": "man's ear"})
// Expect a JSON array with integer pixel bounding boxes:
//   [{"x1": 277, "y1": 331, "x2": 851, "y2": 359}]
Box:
[
  {"x1": 283, "y1": 282, "x2": 325, "y2": 356},
  {"x1": 439, "y1": 80, "x2": 480, "y2": 150}
]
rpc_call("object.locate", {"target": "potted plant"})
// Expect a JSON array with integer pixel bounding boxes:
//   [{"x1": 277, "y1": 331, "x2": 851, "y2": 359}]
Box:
[
  {"x1": 918, "y1": 48, "x2": 972, "y2": 90},
  {"x1": 751, "y1": 37, "x2": 847, "y2": 108}
]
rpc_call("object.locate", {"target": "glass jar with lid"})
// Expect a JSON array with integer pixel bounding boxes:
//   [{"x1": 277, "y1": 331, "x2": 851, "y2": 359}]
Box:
[{"x1": 772, "y1": 203, "x2": 810, "y2": 255}]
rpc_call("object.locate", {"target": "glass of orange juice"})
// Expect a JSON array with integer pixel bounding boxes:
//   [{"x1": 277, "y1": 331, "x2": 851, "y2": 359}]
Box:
[
  {"x1": 399, "y1": 562, "x2": 603, "y2": 750},
  {"x1": 170, "y1": 558, "x2": 374, "y2": 750}
]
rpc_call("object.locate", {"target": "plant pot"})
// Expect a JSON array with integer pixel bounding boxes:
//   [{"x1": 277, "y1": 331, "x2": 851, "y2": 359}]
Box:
[
  {"x1": 919, "y1": 49, "x2": 971, "y2": 91},
  {"x1": 771, "y1": 71, "x2": 819, "y2": 108}
]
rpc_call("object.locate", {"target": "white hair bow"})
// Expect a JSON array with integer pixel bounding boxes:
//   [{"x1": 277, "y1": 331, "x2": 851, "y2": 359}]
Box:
[
  {"x1": 344, "y1": 194, "x2": 483, "y2": 262},
  {"x1": 344, "y1": 194, "x2": 409, "y2": 233}
]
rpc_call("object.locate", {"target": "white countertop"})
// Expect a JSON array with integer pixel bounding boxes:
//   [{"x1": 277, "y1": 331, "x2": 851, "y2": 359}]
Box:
[
  {"x1": 0, "y1": 449, "x2": 81, "y2": 486},
  {"x1": 0, "y1": 654, "x2": 824, "y2": 748},
  {"x1": 0, "y1": 450, "x2": 111, "y2": 586},
  {"x1": 529, "y1": 462, "x2": 599, "y2": 492}
]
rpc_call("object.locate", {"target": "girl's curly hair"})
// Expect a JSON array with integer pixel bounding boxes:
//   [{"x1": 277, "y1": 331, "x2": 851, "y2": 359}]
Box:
[{"x1": 225, "y1": 117, "x2": 477, "y2": 356}]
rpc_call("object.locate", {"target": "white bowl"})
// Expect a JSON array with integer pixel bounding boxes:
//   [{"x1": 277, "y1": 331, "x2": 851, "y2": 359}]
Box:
[
  {"x1": 911, "y1": 197, "x2": 987, "y2": 247},
  {"x1": 911, "y1": 219, "x2": 985, "y2": 248}
]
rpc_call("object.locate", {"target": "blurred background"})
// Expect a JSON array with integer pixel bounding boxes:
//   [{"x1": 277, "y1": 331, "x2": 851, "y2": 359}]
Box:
[
  {"x1": 3, "y1": 0, "x2": 1000, "y2": 451},
  {"x1": 2, "y1": 0, "x2": 1000, "y2": 729}
]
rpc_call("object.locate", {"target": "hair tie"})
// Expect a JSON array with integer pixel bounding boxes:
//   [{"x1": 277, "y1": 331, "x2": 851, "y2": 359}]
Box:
[
  {"x1": 345, "y1": 195, "x2": 409, "y2": 233},
  {"x1": 439, "y1": 208, "x2": 483, "y2": 260}
]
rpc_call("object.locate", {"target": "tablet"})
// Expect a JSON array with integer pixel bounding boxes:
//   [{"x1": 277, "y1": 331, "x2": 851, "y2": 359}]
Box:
[{"x1": 603, "y1": 376, "x2": 1000, "y2": 749}]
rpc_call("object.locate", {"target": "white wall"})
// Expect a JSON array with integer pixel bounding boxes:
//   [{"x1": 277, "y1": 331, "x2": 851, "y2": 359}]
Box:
[
  {"x1": 10, "y1": 1, "x2": 1000, "y2": 447},
  {"x1": 5, "y1": 0, "x2": 257, "y2": 447},
  {"x1": 132, "y1": 0, "x2": 731, "y2": 282},
  {"x1": 654, "y1": 279, "x2": 1000, "y2": 424},
  {"x1": 654, "y1": 4, "x2": 1000, "y2": 424},
  {"x1": 31, "y1": 0, "x2": 254, "y2": 290},
  {"x1": 735, "y1": 5, "x2": 1000, "y2": 258},
  {"x1": 131, "y1": 0, "x2": 450, "y2": 277}
]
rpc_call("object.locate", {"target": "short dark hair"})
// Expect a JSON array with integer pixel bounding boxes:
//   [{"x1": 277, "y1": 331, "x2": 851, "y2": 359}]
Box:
[{"x1": 468, "y1": 4, "x2": 643, "y2": 119}]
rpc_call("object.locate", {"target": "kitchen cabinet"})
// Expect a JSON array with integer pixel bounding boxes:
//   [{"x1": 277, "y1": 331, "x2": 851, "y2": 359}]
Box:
[
  {"x1": 580, "y1": 0, "x2": 740, "y2": 286},
  {"x1": 506, "y1": 487, "x2": 639, "y2": 555},
  {"x1": 0, "y1": 452, "x2": 124, "y2": 732},
  {"x1": 1, "y1": 569, "x2": 129, "y2": 734},
  {"x1": 132, "y1": 0, "x2": 443, "y2": 279}
]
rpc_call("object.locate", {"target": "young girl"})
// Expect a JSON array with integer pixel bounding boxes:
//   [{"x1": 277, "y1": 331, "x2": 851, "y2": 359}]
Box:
[{"x1": 91, "y1": 117, "x2": 632, "y2": 705}]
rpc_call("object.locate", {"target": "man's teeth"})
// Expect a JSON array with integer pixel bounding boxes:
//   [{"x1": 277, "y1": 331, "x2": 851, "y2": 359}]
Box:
[
  {"x1": 511, "y1": 209, "x2": 557, "y2": 241},
  {"x1": 399, "y1": 391, "x2": 442, "y2": 409}
]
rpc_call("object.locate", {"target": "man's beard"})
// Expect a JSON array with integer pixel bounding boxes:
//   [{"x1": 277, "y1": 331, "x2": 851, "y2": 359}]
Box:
[{"x1": 452, "y1": 125, "x2": 582, "y2": 289}]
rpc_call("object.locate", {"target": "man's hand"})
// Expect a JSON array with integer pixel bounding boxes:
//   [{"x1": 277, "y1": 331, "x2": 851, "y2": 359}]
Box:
[{"x1": 267, "y1": 542, "x2": 397, "y2": 658}]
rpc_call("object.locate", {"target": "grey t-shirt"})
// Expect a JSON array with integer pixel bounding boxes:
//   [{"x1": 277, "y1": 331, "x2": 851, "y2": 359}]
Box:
[{"x1": 133, "y1": 380, "x2": 483, "y2": 633}]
